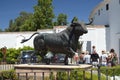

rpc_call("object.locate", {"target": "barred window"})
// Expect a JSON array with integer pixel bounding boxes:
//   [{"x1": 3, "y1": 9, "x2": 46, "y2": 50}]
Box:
[{"x1": 98, "y1": 10, "x2": 100, "y2": 16}]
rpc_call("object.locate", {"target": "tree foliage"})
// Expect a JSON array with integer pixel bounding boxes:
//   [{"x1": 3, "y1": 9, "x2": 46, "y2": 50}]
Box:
[
  {"x1": 33, "y1": 0, "x2": 54, "y2": 30},
  {"x1": 20, "y1": 15, "x2": 35, "y2": 31},
  {"x1": 57, "y1": 13, "x2": 67, "y2": 25},
  {"x1": 54, "y1": 13, "x2": 68, "y2": 26},
  {"x1": 5, "y1": 11, "x2": 33, "y2": 32}
]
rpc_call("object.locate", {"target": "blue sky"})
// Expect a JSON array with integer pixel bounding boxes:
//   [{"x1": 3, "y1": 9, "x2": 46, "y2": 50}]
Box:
[{"x1": 0, "y1": 0, "x2": 102, "y2": 30}]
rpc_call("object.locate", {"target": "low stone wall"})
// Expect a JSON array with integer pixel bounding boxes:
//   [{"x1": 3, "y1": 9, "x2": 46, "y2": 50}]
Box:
[{"x1": 14, "y1": 64, "x2": 92, "y2": 73}]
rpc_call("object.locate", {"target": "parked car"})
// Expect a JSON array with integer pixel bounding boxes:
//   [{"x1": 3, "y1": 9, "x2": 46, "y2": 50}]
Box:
[
  {"x1": 17, "y1": 50, "x2": 38, "y2": 64},
  {"x1": 44, "y1": 52, "x2": 65, "y2": 64},
  {"x1": 55, "y1": 54, "x2": 65, "y2": 63}
]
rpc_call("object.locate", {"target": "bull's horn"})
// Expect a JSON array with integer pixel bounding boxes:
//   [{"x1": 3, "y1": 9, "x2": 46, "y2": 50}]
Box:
[
  {"x1": 71, "y1": 17, "x2": 78, "y2": 23},
  {"x1": 85, "y1": 18, "x2": 93, "y2": 25}
]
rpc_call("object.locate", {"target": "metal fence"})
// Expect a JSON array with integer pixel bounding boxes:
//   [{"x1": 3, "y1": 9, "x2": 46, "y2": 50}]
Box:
[{"x1": 15, "y1": 69, "x2": 116, "y2": 80}]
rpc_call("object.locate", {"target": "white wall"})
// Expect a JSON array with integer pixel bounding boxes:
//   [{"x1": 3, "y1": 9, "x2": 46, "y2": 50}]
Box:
[
  {"x1": 81, "y1": 26, "x2": 106, "y2": 55},
  {"x1": 93, "y1": 5, "x2": 109, "y2": 25},
  {"x1": 0, "y1": 32, "x2": 35, "y2": 49},
  {"x1": 16, "y1": 32, "x2": 35, "y2": 48},
  {"x1": 109, "y1": 0, "x2": 120, "y2": 57},
  {"x1": 0, "y1": 33, "x2": 17, "y2": 48}
]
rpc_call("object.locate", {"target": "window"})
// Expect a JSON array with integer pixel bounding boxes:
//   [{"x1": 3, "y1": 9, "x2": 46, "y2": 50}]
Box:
[
  {"x1": 119, "y1": 0, "x2": 120, "y2": 4},
  {"x1": 106, "y1": 4, "x2": 109, "y2": 11}
]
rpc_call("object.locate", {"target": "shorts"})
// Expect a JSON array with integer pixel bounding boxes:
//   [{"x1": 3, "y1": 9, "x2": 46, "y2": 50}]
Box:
[
  {"x1": 92, "y1": 61, "x2": 98, "y2": 67},
  {"x1": 101, "y1": 62, "x2": 107, "y2": 66}
]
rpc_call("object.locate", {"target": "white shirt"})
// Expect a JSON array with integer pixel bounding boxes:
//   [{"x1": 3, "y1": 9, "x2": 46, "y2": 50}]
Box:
[
  {"x1": 101, "y1": 54, "x2": 108, "y2": 62},
  {"x1": 83, "y1": 54, "x2": 91, "y2": 64}
]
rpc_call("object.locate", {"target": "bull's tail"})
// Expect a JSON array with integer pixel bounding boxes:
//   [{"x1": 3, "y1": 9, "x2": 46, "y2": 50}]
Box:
[{"x1": 21, "y1": 32, "x2": 39, "y2": 43}]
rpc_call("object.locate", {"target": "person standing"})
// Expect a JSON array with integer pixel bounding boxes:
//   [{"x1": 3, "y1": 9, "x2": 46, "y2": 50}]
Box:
[
  {"x1": 91, "y1": 46, "x2": 99, "y2": 67},
  {"x1": 100, "y1": 50, "x2": 108, "y2": 66},
  {"x1": 79, "y1": 52, "x2": 85, "y2": 64},
  {"x1": 91, "y1": 46, "x2": 96, "y2": 54},
  {"x1": 110, "y1": 48, "x2": 118, "y2": 66},
  {"x1": 83, "y1": 51, "x2": 91, "y2": 64},
  {"x1": 74, "y1": 52, "x2": 79, "y2": 64},
  {"x1": 107, "y1": 54, "x2": 112, "y2": 67}
]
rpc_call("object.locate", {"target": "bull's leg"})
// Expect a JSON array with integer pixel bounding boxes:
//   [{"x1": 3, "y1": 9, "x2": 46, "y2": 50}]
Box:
[
  {"x1": 32, "y1": 49, "x2": 46, "y2": 63},
  {"x1": 69, "y1": 47, "x2": 76, "y2": 55},
  {"x1": 64, "y1": 55, "x2": 68, "y2": 65},
  {"x1": 31, "y1": 50, "x2": 37, "y2": 57},
  {"x1": 34, "y1": 38, "x2": 47, "y2": 63},
  {"x1": 39, "y1": 51, "x2": 47, "y2": 63}
]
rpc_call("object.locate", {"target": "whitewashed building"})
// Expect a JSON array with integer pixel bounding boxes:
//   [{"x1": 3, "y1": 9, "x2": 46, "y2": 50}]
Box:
[{"x1": 89, "y1": 0, "x2": 120, "y2": 62}]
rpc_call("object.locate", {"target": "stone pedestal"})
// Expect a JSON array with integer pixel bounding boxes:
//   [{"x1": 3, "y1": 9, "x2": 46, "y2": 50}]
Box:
[
  {"x1": 14, "y1": 64, "x2": 92, "y2": 80},
  {"x1": 14, "y1": 64, "x2": 92, "y2": 73}
]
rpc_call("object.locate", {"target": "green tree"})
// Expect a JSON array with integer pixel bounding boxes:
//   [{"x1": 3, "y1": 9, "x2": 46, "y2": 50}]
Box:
[
  {"x1": 15, "y1": 12, "x2": 33, "y2": 31},
  {"x1": 5, "y1": 11, "x2": 33, "y2": 32},
  {"x1": 20, "y1": 15, "x2": 35, "y2": 31},
  {"x1": 5, "y1": 19, "x2": 14, "y2": 32},
  {"x1": 33, "y1": 0, "x2": 54, "y2": 30},
  {"x1": 57, "y1": 13, "x2": 67, "y2": 26},
  {"x1": 0, "y1": 28, "x2": 3, "y2": 32}
]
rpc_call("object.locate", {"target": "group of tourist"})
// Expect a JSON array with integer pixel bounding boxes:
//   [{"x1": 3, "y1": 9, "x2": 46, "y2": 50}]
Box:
[{"x1": 74, "y1": 46, "x2": 118, "y2": 67}]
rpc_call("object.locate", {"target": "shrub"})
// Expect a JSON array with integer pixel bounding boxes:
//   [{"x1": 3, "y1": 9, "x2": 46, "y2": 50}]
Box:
[
  {"x1": 56, "y1": 71, "x2": 68, "y2": 80},
  {"x1": 101, "y1": 65, "x2": 120, "y2": 76},
  {"x1": 2, "y1": 46, "x2": 34, "y2": 64},
  {"x1": 56, "y1": 69, "x2": 106, "y2": 80},
  {"x1": 0, "y1": 69, "x2": 18, "y2": 80}
]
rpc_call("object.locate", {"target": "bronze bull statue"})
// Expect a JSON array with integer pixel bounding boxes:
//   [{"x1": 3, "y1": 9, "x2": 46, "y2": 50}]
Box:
[{"x1": 21, "y1": 19, "x2": 92, "y2": 65}]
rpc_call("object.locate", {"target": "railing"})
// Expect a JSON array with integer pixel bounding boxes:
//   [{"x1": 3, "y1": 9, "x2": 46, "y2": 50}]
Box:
[
  {"x1": 15, "y1": 69, "x2": 119, "y2": 80},
  {"x1": 0, "y1": 69, "x2": 118, "y2": 80}
]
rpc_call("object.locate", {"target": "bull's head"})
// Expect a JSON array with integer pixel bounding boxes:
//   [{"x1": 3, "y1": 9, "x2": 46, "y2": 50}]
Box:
[
  {"x1": 70, "y1": 21, "x2": 87, "y2": 36},
  {"x1": 70, "y1": 18, "x2": 93, "y2": 36}
]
